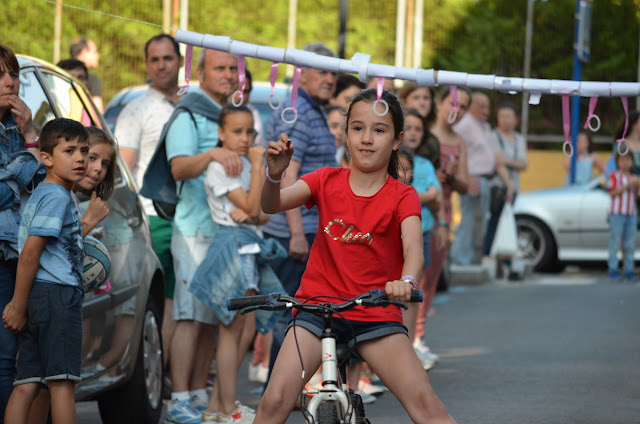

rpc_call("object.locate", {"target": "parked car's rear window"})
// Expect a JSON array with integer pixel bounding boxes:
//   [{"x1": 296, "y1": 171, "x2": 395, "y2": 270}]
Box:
[{"x1": 18, "y1": 70, "x2": 55, "y2": 135}]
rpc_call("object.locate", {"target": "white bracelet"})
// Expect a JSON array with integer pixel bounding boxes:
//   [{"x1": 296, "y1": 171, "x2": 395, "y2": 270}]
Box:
[{"x1": 265, "y1": 166, "x2": 285, "y2": 184}]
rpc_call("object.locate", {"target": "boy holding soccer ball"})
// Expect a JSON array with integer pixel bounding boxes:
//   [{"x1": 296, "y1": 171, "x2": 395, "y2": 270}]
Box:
[{"x1": 2, "y1": 118, "x2": 89, "y2": 424}]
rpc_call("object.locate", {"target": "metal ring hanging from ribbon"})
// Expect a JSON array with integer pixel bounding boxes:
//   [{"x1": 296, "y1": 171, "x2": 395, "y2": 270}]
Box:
[
  {"x1": 281, "y1": 66, "x2": 302, "y2": 124},
  {"x1": 231, "y1": 56, "x2": 247, "y2": 107},
  {"x1": 583, "y1": 97, "x2": 601, "y2": 132},
  {"x1": 177, "y1": 44, "x2": 193, "y2": 96},
  {"x1": 616, "y1": 96, "x2": 630, "y2": 155},
  {"x1": 372, "y1": 76, "x2": 389, "y2": 117},
  {"x1": 447, "y1": 86, "x2": 459, "y2": 124},
  {"x1": 561, "y1": 94, "x2": 573, "y2": 158},
  {"x1": 268, "y1": 62, "x2": 282, "y2": 110}
]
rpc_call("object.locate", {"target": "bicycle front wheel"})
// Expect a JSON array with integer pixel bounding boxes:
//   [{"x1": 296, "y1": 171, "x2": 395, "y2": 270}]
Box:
[{"x1": 317, "y1": 400, "x2": 339, "y2": 424}]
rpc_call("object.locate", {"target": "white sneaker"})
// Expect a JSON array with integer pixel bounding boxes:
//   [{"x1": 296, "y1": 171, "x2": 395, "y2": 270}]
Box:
[
  {"x1": 235, "y1": 401, "x2": 256, "y2": 415},
  {"x1": 354, "y1": 389, "x2": 377, "y2": 404},
  {"x1": 357, "y1": 377, "x2": 387, "y2": 396},
  {"x1": 248, "y1": 363, "x2": 268, "y2": 383},
  {"x1": 413, "y1": 339, "x2": 440, "y2": 363},
  {"x1": 216, "y1": 408, "x2": 255, "y2": 423}
]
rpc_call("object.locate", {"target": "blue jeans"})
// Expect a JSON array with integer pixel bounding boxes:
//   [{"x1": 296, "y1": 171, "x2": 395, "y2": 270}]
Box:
[
  {"x1": 263, "y1": 233, "x2": 315, "y2": 386},
  {"x1": 0, "y1": 259, "x2": 17, "y2": 423},
  {"x1": 451, "y1": 177, "x2": 489, "y2": 265},
  {"x1": 608, "y1": 214, "x2": 637, "y2": 274}
]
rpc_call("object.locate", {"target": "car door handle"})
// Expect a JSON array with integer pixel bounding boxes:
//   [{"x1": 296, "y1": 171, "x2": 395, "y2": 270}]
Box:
[{"x1": 128, "y1": 217, "x2": 140, "y2": 228}]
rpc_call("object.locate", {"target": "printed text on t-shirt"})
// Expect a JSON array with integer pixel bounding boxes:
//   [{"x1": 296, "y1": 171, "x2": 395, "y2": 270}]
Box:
[{"x1": 323, "y1": 219, "x2": 373, "y2": 245}]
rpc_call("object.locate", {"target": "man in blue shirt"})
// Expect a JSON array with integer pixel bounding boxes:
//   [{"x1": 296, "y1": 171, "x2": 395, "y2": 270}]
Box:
[
  {"x1": 164, "y1": 48, "x2": 243, "y2": 424},
  {"x1": 262, "y1": 42, "x2": 338, "y2": 380},
  {"x1": 0, "y1": 44, "x2": 41, "y2": 422}
]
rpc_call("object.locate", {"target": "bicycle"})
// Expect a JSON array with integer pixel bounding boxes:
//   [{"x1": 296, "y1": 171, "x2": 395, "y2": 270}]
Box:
[{"x1": 228, "y1": 288, "x2": 422, "y2": 424}]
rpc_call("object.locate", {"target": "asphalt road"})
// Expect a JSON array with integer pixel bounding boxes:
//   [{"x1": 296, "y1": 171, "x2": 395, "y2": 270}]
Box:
[{"x1": 78, "y1": 269, "x2": 640, "y2": 423}]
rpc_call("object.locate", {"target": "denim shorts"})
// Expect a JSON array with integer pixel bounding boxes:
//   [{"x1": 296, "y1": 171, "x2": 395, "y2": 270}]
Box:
[
  {"x1": 287, "y1": 312, "x2": 408, "y2": 361},
  {"x1": 15, "y1": 283, "x2": 83, "y2": 385}
]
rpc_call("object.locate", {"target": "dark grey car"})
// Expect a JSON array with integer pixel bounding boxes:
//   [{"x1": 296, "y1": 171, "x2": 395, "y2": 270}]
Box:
[{"x1": 17, "y1": 54, "x2": 164, "y2": 424}]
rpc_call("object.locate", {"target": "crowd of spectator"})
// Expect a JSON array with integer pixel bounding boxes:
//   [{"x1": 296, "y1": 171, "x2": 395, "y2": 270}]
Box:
[{"x1": 7, "y1": 31, "x2": 640, "y2": 424}]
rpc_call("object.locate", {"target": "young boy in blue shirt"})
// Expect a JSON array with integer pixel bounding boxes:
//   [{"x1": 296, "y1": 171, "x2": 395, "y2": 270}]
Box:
[{"x1": 2, "y1": 118, "x2": 89, "y2": 424}]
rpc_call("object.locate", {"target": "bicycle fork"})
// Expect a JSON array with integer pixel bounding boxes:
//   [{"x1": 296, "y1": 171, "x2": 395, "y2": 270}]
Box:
[{"x1": 305, "y1": 321, "x2": 355, "y2": 423}]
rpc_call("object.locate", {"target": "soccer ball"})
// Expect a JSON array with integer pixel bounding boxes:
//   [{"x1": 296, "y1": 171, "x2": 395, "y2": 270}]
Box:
[{"x1": 83, "y1": 236, "x2": 111, "y2": 293}]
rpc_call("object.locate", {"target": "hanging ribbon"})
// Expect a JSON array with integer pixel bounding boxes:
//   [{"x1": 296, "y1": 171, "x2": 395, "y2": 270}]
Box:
[
  {"x1": 583, "y1": 97, "x2": 601, "y2": 132},
  {"x1": 561, "y1": 94, "x2": 573, "y2": 157},
  {"x1": 231, "y1": 56, "x2": 246, "y2": 107},
  {"x1": 616, "y1": 96, "x2": 630, "y2": 155},
  {"x1": 177, "y1": 44, "x2": 193, "y2": 96},
  {"x1": 268, "y1": 62, "x2": 281, "y2": 110},
  {"x1": 281, "y1": 66, "x2": 302, "y2": 124},
  {"x1": 372, "y1": 76, "x2": 389, "y2": 116},
  {"x1": 447, "y1": 85, "x2": 459, "y2": 124}
]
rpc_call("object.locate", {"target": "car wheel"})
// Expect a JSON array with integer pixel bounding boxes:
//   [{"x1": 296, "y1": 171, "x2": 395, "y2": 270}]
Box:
[
  {"x1": 97, "y1": 297, "x2": 163, "y2": 424},
  {"x1": 516, "y1": 216, "x2": 561, "y2": 273}
]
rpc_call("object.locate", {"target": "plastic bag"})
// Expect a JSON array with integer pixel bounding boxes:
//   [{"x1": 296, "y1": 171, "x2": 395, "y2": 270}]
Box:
[{"x1": 490, "y1": 203, "x2": 518, "y2": 257}]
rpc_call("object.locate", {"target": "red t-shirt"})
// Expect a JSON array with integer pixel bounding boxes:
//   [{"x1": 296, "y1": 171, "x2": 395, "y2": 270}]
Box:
[{"x1": 297, "y1": 167, "x2": 421, "y2": 322}]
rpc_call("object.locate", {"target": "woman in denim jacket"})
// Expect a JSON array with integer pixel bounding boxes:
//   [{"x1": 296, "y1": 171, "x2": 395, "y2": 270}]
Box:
[{"x1": 0, "y1": 44, "x2": 45, "y2": 422}]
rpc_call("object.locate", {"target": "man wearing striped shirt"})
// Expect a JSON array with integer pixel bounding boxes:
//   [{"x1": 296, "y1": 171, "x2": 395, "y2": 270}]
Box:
[
  {"x1": 606, "y1": 150, "x2": 640, "y2": 281},
  {"x1": 262, "y1": 42, "x2": 338, "y2": 378}
]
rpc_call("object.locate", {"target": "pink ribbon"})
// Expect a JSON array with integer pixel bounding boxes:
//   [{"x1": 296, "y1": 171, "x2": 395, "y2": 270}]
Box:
[
  {"x1": 561, "y1": 94, "x2": 573, "y2": 157},
  {"x1": 238, "y1": 56, "x2": 246, "y2": 95},
  {"x1": 617, "y1": 97, "x2": 629, "y2": 144},
  {"x1": 562, "y1": 94, "x2": 571, "y2": 144},
  {"x1": 270, "y1": 62, "x2": 279, "y2": 97},
  {"x1": 290, "y1": 66, "x2": 302, "y2": 111},
  {"x1": 451, "y1": 85, "x2": 459, "y2": 116},
  {"x1": 376, "y1": 76, "x2": 384, "y2": 102},
  {"x1": 583, "y1": 97, "x2": 598, "y2": 129},
  {"x1": 178, "y1": 44, "x2": 193, "y2": 95},
  {"x1": 231, "y1": 56, "x2": 247, "y2": 106}
]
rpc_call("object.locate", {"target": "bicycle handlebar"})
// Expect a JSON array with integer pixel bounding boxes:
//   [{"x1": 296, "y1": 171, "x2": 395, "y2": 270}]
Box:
[{"x1": 227, "y1": 289, "x2": 422, "y2": 313}]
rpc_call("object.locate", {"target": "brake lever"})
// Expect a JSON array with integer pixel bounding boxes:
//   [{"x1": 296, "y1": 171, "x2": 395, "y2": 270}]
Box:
[
  {"x1": 240, "y1": 306, "x2": 262, "y2": 315},
  {"x1": 240, "y1": 303, "x2": 287, "y2": 315}
]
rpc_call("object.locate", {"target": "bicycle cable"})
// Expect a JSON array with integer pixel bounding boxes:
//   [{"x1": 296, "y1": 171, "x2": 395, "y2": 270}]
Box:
[{"x1": 292, "y1": 295, "x2": 359, "y2": 382}]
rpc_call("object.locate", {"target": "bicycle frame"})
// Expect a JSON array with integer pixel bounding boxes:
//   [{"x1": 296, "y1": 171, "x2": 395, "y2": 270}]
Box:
[
  {"x1": 227, "y1": 289, "x2": 422, "y2": 424},
  {"x1": 302, "y1": 308, "x2": 355, "y2": 423}
]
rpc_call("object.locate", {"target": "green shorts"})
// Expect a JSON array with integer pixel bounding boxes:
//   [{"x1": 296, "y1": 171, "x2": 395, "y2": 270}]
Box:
[{"x1": 149, "y1": 215, "x2": 175, "y2": 299}]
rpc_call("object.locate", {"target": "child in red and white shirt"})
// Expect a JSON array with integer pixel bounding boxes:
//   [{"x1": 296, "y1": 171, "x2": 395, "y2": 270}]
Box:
[{"x1": 606, "y1": 149, "x2": 640, "y2": 281}]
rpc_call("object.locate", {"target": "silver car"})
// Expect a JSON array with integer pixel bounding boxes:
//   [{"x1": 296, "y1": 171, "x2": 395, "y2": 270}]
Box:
[
  {"x1": 18, "y1": 54, "x2": 164, "y2": 424},
  {"x1": 513, "y1": 175, "x2": 634, "y2": 272}
]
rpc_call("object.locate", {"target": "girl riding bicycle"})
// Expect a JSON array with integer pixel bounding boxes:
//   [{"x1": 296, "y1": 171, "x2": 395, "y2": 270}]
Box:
[{"x1": 257, "y1": 88, "x2": 456, "y2": 424}]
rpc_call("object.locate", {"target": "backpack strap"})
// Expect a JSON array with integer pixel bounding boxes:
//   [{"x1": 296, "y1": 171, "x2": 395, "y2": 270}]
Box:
[{"x1": 139, "y1": 105, "x2": 198, "y2": 209}]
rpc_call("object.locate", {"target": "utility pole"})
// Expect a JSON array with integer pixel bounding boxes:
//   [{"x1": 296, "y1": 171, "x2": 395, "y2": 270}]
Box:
[
  {"x1": 53, "y1": 0, "x2": 62, "y2": 63},
  {"x1": 286, "y1": 0, "x2": 297, "y2": 80},
  {"x1": 521, "y1": 0, "x2": 535, "y2": 140},
  {"x1": 413, "y1": 0, "x2": 423, "y2": 69},
  {"x1": 395, "y1": 0, "x2": 406, "y2": 71},
  {"x1": 338, "y1": 0, "x2": 348, "y2": 59},
  {"x1": 570, "y1": 0, "x2": 592, "y2": 184}
]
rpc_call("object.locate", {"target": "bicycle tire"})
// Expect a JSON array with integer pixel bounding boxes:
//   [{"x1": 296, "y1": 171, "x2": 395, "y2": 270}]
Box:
[
  {"x1": 317, "y1": 401, "x2": 339, "y2": 424},
  {"x1": 349, "y1": 390, "x2": 365, "y2": 419}
]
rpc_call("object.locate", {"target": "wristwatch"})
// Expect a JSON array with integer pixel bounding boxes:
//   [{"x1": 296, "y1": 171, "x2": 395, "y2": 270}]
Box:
[{"x1": 401, "y1": 275, "x2": 418, "y2": 290}]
